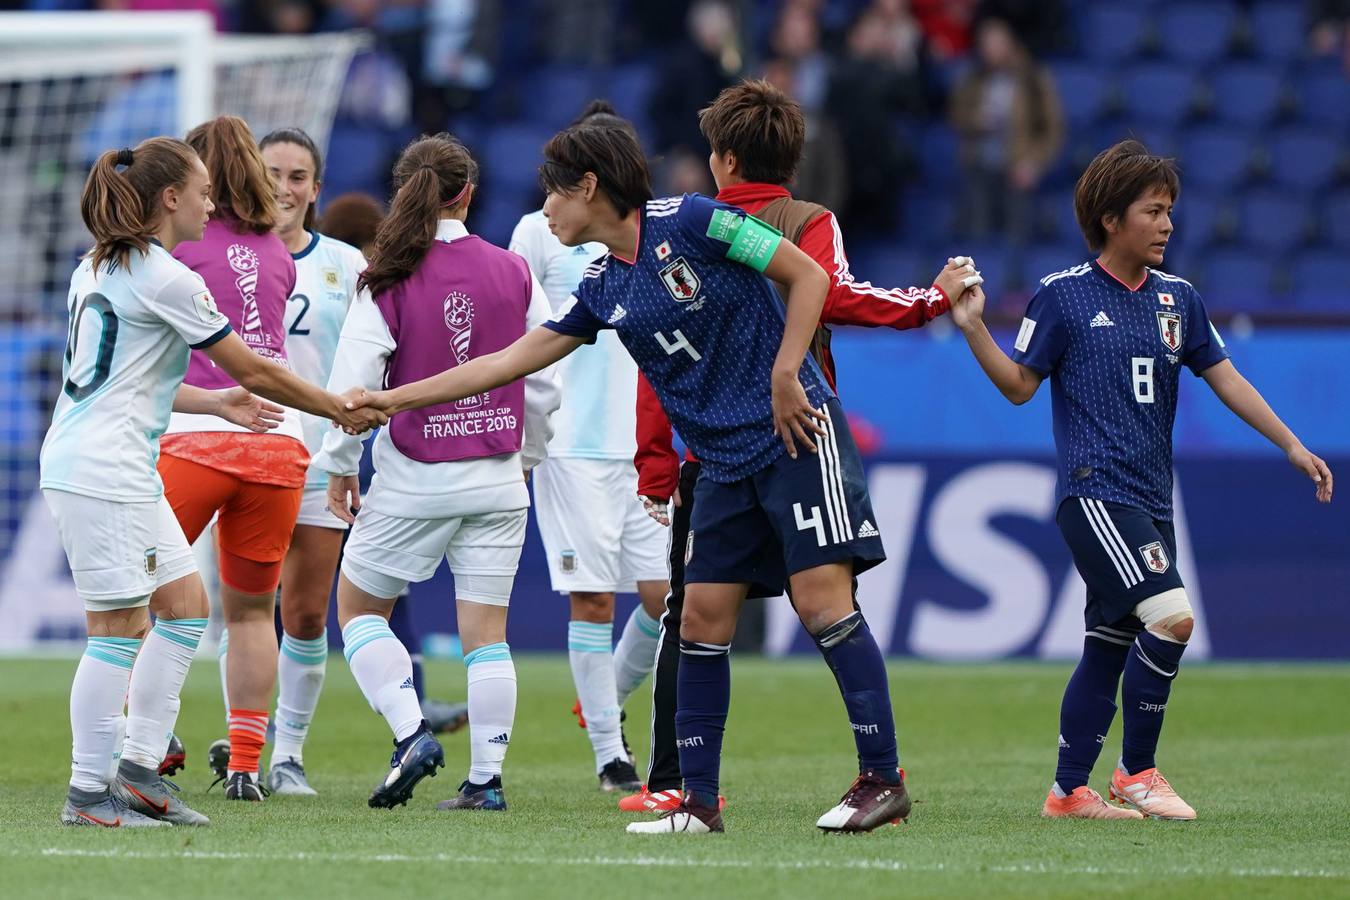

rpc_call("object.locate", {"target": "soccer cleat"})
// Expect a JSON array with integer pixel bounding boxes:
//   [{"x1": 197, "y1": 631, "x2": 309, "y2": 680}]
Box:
[
  {"x1": 368, "y1": 722, "x2": 444, "y2": 809},
  {"x1": 1109, "y1": 767, "x2": 1196, "y2": 820},
  {"x1": 570, "y1": 697, "x2": 587, "y2": 729},
  {"x1": 423, "y1": 698, "x2": 470, "y2": 735},
  {"x1": 206, "y1": 737, "x2": 230, "y2": 784},
  {"x1": 626, "y1": 795, "x2": 724, "y2": 834},
  {"x1": 599, "y1": 757, "x2": 642, "y2": 793},
  {"x1": 1042, "y1": 784, "x2": 1145, "y2": 819},
  {"x1": 619, "y1": 785, "x2": 727, "y2": 813},
  {"x1": 436, "y1": 776, "x2": 507, "y2": 811},
  {"x1": 223, "y1": 770, "x2": 268, "y2": 802},
  {"x1": 816, "y1": 768, "x2": 912, "y2": 833},
  {"x1": 266, "y1": 757, "x2": 318, "y2": 796},
  {"x1": 112, "y1": 759, "x2": 209, "y2": 825},
  {"x1": 158, "y1": 732, "x2": 186, "y2": 777},
  {"x1": 60, "y1": 786, "x2": 168, "y2": 828}
]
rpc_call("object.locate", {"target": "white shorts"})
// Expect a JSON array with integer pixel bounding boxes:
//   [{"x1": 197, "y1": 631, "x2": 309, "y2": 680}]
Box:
[
  {"x1": 43, "y1": 489, "x2": 198, "y2": 611},
  {"x1": 533, "y1": 456, "x2": 670, "y2": 594},
  {"x1": 340, "y1": 507, "x2": 527, "y2": 606},
  {"x1": 294, "y1": 485, "x2": 350, "y2": 531}
]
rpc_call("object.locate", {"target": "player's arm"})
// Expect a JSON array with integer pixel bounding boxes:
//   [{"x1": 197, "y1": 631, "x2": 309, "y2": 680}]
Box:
[
  {"x1": 349, "y1": 326, "x2": 585, "y2": 417},
  {"x1": 951, "y1": 284, "x2": 1046, "y2": 405},
  {"x1": 172, "y1": 383, "x2": 283, "y2": 433},
  {"x1": 758, "y1": 233, "x2": 831, "y2": 456},
  {"x1": 520, "y1": 273, "x2": 562, "y2": 471},
  {"x1": 1202, "y1": 360, "x2": 1332, "y2": 502}
]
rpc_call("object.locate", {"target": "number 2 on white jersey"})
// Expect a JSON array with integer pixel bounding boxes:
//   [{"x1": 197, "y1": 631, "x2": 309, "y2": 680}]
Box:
[{"x1": 1132, "y1": 356, "x2": 1154, "y2": 404}]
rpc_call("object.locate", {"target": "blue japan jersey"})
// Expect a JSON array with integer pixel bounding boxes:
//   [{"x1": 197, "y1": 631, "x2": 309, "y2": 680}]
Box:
[
  {"x1": 1013, "y1": 261, "x2": 1230, "y2": 520},
  {"x1": 543, "y1": 193, "x2": 834, "y2": 482}
]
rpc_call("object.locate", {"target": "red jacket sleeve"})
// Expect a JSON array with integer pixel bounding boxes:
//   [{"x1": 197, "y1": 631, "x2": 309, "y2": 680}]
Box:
[
  {"x1": 798, "y1": 212, "x2": 952, "y2": 329},
  {"x1": 634, "y1": 371, "x2": 681, "y2": 499}
]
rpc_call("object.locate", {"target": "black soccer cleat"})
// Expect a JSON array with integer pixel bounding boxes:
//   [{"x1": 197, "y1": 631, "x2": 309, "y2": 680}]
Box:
[
  {"x1": 436, "y1": 776, "x2": 507, "y2": 811},
  {"x1": 206, "y1": 737, "x2": 230, "y2": 784},
  {"x1": 368, "y1": 722, "x2": 444, "y2": 809},
  {"x1": 816, "y1": 768, "x2": 911, "y2": 833},
  {"x1": 158, "y1": 732, "x2": 186, "y2": 777},
  {"x1": 223, "y1": 770, "x2": 269, "y2": 802},
  {"x1": 599, "y1": 757, "x2": 643, "y2": 793}
]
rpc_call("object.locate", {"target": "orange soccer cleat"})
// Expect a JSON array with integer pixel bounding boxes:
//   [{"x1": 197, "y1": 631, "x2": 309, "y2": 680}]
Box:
[
  {"x1": 619, "y1": 786, "x2": 727, "y2": 813},
  {"x1": 1042, "y1": 785, "x2": 1145, "y2": 819},
  {"x1": 1109, "y1": 767, "x2": 1196, "y2": 820}
]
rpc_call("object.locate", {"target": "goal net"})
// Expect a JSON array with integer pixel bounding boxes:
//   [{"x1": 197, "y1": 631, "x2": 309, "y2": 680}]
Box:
[{"x1": 0, "y1": 12, "x2": 365, "y2": 648}]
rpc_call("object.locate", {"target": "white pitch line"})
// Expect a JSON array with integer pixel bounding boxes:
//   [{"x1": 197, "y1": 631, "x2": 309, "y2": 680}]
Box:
[{"x1": 16, "y1": 847, "x2": 1345, "y2": 880}]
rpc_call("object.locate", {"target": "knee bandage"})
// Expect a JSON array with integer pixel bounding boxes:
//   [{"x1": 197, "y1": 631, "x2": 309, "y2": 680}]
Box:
[{"x1": 1133, "y1": 588, "x2": 1193, "y2": 643}]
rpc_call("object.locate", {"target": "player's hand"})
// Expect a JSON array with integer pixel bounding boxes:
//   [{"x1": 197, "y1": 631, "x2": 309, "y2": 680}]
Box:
[
  {"x1": 641, "y1": 494, "x2": 671, "y2": 527},
  {"x1": 332, "y1": 389, "x2": 388, "y2": 434},
  {"x1": 326, "y1": 474, "x2": 361, "y2": 525},
  {"x1": 342, "y1": 386, "x2": 397, "y2": 414},
  {"x1": 771, "y1": 368, "x2": 827, "y2": 459},
  {"x1": 950, "y1": 283, "x2": 988, "y2": 333},
  {"x1": 1288, "y1": 444, "x2": 1333, "y2": 503},
  {"x1": 216, "y1": 386, "x2": 284, "y2": 433},
  {"x1": 933, "y1": 255, "x2": 982, "y2": 306}
]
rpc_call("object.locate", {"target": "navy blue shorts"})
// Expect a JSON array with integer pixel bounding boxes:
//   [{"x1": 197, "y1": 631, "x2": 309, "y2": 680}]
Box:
[
  {"x1": 684, "y1": 399, "x2": 885, "y2": 596},
  {"x1": 1056, "y1": 496, "x2": 1184, "y2": 635}
]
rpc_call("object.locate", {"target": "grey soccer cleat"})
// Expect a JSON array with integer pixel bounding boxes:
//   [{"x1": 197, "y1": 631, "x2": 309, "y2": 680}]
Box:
[
  {"x1": 61, "y1": 785, "x2": 168, "y2": 828},
  {"x1": 113, "y1": 759, "x2": 210, "y2": 826},
  {"x1": 266, "y1": 757, "x2": 318, "y2": 796}
]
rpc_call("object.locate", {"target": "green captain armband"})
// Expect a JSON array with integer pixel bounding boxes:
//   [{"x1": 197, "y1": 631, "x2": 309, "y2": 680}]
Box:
[{"x1": 706, "y1": 209, "x2": 783, "y2": 273}]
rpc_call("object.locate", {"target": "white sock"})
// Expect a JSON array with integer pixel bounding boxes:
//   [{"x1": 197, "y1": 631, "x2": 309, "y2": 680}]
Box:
[
  {"x1": 217, "y1": 628, "x2": 230, "y2": 726},
  {"x1": 271, "y1": 632, "x2": 328, "y2": 766},
  {"x1": 464, "y1": 642, "x2": 516, "y2": 784},
  {"x1": 122, "y1": 617, "x2": 206, "y2": 770},
  {"x1": 70, "y1": 637, "x2": 139, "y2": 792},
  {"x1": 567, "y1": 620, "x2": 625, "y2": 771},
  {"x1": 342, "y1": 615, "x2": 422, "y2": 741},
  {"x1": 613, "y1": 605, "x2": 661, "y2": 707}
]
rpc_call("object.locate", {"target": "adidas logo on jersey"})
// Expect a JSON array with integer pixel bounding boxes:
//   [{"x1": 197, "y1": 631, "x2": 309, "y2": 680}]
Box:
[
  {"x1": 857, "y1": 520, "x2": 879, "y2": 538},
  {"x1": 1090, "y1": 311, "x2": 1115, "y2": 327},
  {"x1": 399, "y1": 677, "x2": 415, "y2": 690},
  {"x1": 487, "y1": 733, "x2": 510, "y2": 746},
  {"x1": 608, "y1": 304, "x2": 627, "y2": 324}
]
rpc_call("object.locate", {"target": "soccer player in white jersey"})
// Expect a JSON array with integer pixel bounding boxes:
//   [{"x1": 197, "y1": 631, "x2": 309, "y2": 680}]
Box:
[
  {"x1": 254, "y1": 127, "x2": 368, "y2": 794},
  {"x1": 41, "y1": 137, "x2": 383, "y2": 827},
  {"x1": 951, "y1": 141, "x2": 1333, "y2": 820},
  {"x1": 510, "y1": 101, "x2": 669, "y2": 793}
]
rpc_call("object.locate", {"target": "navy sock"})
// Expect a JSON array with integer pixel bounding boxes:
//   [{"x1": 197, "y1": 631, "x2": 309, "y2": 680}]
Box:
[
  {"x1": 675, "y1": 639, "x2": 730, "y2": 805},
  {"x1": 1055, "y1": 634, "x2": 1130, "y2": 792},
  {"x1": 814, "y1": 612, "x2": 898, "y2": 775},
  {"x1": 1120, "y1": 631, "x2": 1187, "y2": 774}
]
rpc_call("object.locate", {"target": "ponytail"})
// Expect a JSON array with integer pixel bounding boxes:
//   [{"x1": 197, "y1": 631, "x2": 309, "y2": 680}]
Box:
[
  {"x1": 186, "y1": 115, "x2": 279, "y2": 234},
  {"x1": 359, "y1": 133, "x2": 479, "y2": 297},
  {"x1": 81, "y1": 137, "x2": 197, "y2": 274}
]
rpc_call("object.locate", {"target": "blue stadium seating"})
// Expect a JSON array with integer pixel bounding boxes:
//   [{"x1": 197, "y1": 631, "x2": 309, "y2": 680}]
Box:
[
  {"x1": 1297, "y1": 71, "x2": 1350, "y2": 131},
  {"x1": 1248, "y1": 2, "x2": 1307, "y2": 62},
  {"x1": 1051, "y1": 62, "x2": 1113, "y2": 128},
  {"x1": 1173, "y1": 189, "x2": 1226, "y2": 250},
  {"x1": 479, "y1": 123, "x2": 555, "y2": 194},
  {"x1": 1322, "y1": 190, "x2": 1350, "y2": 248},
  {"x1": 1209, "y1": 62, "x2": 1286, "y2": 127},
  {"x1": 1268, "y1": 127, "x2": 1341, "y2": 191},
  {"x1": 1180, "y1": 126, "x2": 1252, "y2": 189},
  {"x1": 523, "y1": 66, "x2": 600, "y2": 131},
  {"x1": 1080, "y1": 4, "x2": 1150, "y2": 62},
  {"x1": 1202, "y1": 248, "x2": 1278, "y2": 313},
  {"x1": 1158, "y1": 3, "x2": 1238, "y2": 64},
  {"x1": 1289, "y1": 251, "x2": 1350, "y2": 310},
  {"x1": 1121, "y1": 65, "x2": 1198, "y2": 126},
  {"x1": 1237, "y1": 189, "x2": 1309, "y2": 253},
  {"x1": 1024, "y1": 244, "x2": 1086, "y2": 286}
]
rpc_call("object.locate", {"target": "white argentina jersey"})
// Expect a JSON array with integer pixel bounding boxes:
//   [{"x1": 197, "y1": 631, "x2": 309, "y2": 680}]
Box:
[
  {"x1": 40, "y1": 244, "x2": 232, "y2": 502},
  {"x1": 283, "y1": 231, "x2": 365, "y2": 487},
  {"x1": 510, "y1": 210, "x2": 634, "y2": 459}
]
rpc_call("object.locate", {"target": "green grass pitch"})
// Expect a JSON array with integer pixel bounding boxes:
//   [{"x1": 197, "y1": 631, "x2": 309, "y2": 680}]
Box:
[{"x1": 1, "y1": 655, "x2": 1347, "y2": 898}]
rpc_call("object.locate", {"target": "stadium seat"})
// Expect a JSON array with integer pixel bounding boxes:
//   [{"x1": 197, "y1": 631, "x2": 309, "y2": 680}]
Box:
[
  {"x1": 524, "y1": 66, "x2": 601, "y2": 130},
  {"x1": 322, "y1": 122, "x2": 395, "y2": 198},
  {"x1": 1289, "y1": 251, "x2": 1350, "y2": 310},
  {"x1": 1268, "y1": 127, "x2": 1342, "y2": 191},
  {"x1": 1051, "y1": 62, "x2": 1114, "y2": 128},
  {"x1": 1236, "y1": 189, "x2": 1310, "y2": 253},
  {"x1": 1180, "y1": 126, "x2": 1253, "y2": 190},
  {"x1": 1209, "y1": 63, "x2": 1287, "y2": 127},
  {"x1": 1120, "y1": 65, "x2": 1198, "y2": 126},
  {"x1": 1024, "y1": 244, "x2": 1086, "y2": 286},
  {"x1": 899, "y1": 188, "x2": 956, "y2": 245},
  {"x1": 1080, "y1": 4, "x2": 1150, "y2": 62},
  {"x1": 1039, "y1": 190, "x2": 1079, "y2": 242},
  {"x1": 1296, "y1": 71, "x2": 1350, "y2": 131},
  {"x1": 479, "y1": 123, "x2": 555, "y2": 193},
  {"x1": 1321, "y1": 190, "x2": 1350, "y2": 248},
  {"x1": 1157, "y1": 3, "x2": 1238, "y2": 65},
  {"x1": 841, "y1": 242, "x2": 921, "y2": 294},
  {"x1": 605, "y1": 63, "x2": 657, "y2": 122},
  {"x1": 915, "y1": 123, "x2": 961, "y2": 187},
  {"x1": 1201, "y1": 248, "x2": 1278, "y2": 313},
  {"x1": 1247, "y1": 2, "x2": 1307, "y2": 62},
  {"x1": 1172, "y1": 189, "x2": 1227, "y2": 250}
]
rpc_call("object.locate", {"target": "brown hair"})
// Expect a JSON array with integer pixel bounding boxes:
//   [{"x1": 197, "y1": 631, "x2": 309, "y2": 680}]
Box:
[
  {"x1": 186, "y1": 115, "x2": 278, "y2": 234},
  {"x1": 81, "y1": 137, "x2": 199, "y2": 273},
  {"x1": 1074, "y1": 140, "x2": 1180, "y2": 252},
  {"x1": 540, "y1": 121, "x2": 652, "y2": 218},
  {"x1": 318, "y1": 192, "x2": 385, "y2": 252},
  {"x1": 699, "y1": 79, "x2": 805, "y2": 186},
  {"x1": 359, "y1": 133, "x2": 479, "y2": 297},
  {"x1": 259, "y1": 126, "x2": 325, "y2": 231}
]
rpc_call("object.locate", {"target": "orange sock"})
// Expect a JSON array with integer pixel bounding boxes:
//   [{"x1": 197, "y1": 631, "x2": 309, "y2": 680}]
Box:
[{"x1": 228, "y1": 708, "x2": 268, "y2": 774}]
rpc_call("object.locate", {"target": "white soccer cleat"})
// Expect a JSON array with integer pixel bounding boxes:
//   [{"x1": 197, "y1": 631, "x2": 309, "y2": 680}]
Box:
[
  {"x1": 625, "y1": 798, "x2": 723, "y2": 834},
  {"x1": 1109, "y1": 766, "x2": 1196, "y2": 820}
]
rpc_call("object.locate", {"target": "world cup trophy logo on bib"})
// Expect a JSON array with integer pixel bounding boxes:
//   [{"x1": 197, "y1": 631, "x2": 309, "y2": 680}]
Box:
[
  {"x1": 444, "y1": 291, "x2": 487, "y2": 409},
  {"x1": 227, "y1": 244, "x2": 262, "y2": 334}
]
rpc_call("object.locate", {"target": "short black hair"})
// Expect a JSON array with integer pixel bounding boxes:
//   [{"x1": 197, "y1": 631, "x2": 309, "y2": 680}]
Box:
[{"x1": 540, "y1": 121, "x2": 653, "y2": 218}]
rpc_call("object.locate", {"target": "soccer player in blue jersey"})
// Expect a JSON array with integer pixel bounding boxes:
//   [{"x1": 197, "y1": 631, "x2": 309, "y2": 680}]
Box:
[
  {"x1": 346, "y1": 120, "x2": 920, "y2": 834},
  {"x1": 951, "y1": 141, "x2": 1333, "y2": 820}
]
